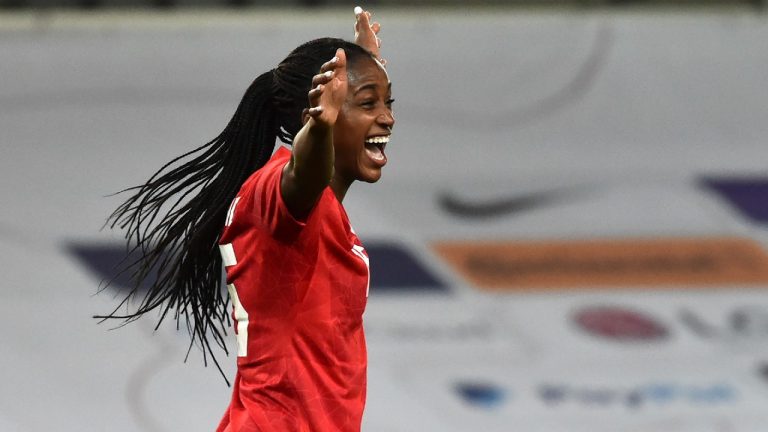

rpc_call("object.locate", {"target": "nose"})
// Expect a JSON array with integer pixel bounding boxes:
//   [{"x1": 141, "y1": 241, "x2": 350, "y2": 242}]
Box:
[{"x1": 377, "y1": 109, "x2": 395, "y2": 129}]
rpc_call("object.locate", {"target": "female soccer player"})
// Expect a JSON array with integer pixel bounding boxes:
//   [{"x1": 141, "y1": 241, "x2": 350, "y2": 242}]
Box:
[{"x1": 102, "y1": 8, "x2": 392, "y2": 432}]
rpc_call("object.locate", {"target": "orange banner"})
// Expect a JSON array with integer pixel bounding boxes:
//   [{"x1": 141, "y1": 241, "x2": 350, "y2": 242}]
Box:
[{"x1": 432, "y1": 237, "x2": 768, "y2": 291}]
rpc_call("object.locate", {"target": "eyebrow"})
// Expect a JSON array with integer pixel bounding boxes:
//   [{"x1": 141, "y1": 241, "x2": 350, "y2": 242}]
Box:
[{"x1": 353, "y1": 82, "x2": 392, "y2": 95}]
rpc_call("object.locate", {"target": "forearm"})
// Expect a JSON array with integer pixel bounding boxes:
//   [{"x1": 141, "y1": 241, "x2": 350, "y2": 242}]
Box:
[
  {"x1": 290, "y1": 117, "x2": 334, "y2": 191},
  {"x1": 281, "y1": 117, "x2": 335, "y2": 219}
]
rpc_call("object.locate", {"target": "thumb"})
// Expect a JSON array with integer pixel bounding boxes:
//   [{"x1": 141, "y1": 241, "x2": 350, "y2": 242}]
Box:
[{"x1": 335, "y1": 48, "x2": 347, "y2": 69}]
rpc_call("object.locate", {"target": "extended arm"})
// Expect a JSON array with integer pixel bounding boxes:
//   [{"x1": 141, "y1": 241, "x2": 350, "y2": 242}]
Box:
[{"x1": 280, "y1": 49, "x2": 348, "y2": 220}]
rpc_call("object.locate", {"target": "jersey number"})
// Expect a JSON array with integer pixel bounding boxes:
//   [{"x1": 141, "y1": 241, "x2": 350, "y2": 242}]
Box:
[
  {"x1": 351, "y1": 244, "x2": 370, "y2": 298},
  {"x1": 221, "y1": 197, "x2": 249, "y2": 357}
]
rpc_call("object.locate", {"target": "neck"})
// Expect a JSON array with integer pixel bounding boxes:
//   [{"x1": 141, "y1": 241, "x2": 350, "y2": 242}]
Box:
[{"x1": 330, "y1": 176, "x2": 352, "y2": 203}]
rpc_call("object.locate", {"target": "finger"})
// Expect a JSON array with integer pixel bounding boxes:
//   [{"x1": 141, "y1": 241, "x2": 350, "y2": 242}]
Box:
[
  {"x1": 371, "y1": 22, "x2": 381, "y2": 34},
  {"x1": 335, "y1": 48, "x2": 347, "y2": 70},
  {"x1": 354, "y1": 7, "x2": 368, "y2": 30},
  {"x1": 308, "y1": 84, "x2": 324, "y2": 102},
  {"x1": 319, "y1": 55, "x2": 340, "y2": 73},
  {"x1": 360, "y1": 10, "x2": 372, "y2": 31},
  {"x1": 307, "y1": 106, "x2": 323, "y2": 117},
  {"x1": 311, "y1": 70, "x2": 334, "y2": 87},
  {"x1": 311, "y1": 71, "x2": 333, "y2": 86}
]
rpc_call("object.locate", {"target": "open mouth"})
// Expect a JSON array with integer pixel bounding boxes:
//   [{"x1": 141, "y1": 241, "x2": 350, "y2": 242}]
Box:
[{"x1": 364, "y1": 135, "x2": 389, "y2": 164}]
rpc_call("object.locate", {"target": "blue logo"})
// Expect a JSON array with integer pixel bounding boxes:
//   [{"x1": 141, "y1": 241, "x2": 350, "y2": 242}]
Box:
[{"x1": 455, "y1": 381, "x2": 507, "y2": 409}]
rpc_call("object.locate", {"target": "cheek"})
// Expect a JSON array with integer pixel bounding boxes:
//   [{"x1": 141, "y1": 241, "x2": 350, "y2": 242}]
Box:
[
  {"x1": 336, "y1": 105, "x2": 357, "y2": 134},
  {"x1": 336, "y1": 111, "x2": 368, "y2": 142},
  {"x1": 333, "y1": 114, "x2": 363, "y2": 160},
  {"x1": 338, "y1": 98, "x2": 358, "y2": 122}
]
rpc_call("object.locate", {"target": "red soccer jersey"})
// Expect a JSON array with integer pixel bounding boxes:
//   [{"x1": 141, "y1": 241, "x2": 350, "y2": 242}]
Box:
[{"x1": 216, "y1": 147, "x2": 370, "y2": 432}]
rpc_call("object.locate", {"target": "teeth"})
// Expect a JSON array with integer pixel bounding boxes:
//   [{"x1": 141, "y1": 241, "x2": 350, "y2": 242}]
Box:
[{"x1": 365, "y1": 136, "x2": 390, "y2": 145}]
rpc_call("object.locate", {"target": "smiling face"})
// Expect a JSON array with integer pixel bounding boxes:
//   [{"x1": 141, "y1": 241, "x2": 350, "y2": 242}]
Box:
[{"x1": 331, "y1": 56, "x2": 394, "y2": 191}]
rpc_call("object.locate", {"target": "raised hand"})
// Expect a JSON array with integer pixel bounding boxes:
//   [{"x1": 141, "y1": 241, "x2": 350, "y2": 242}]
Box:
[
  {"x1": 353, "y1": 6, "x2": 386, "y2": 66},
  {"x1": 306, "y1": 48, "x2": 348, "y2": 127}
]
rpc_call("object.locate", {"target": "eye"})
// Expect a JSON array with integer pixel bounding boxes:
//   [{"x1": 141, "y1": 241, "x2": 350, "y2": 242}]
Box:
[
  {"x1": 386, "y1": 98, "x2": 395, "y2": 108},
  {"x1": 360, "y1": 99, "x2": 376, "y2": 109}
]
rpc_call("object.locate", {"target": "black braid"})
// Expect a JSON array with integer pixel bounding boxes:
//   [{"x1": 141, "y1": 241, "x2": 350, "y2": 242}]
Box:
[{"x1": 99, "y1": 38, "x2": 374, "y2": 382}]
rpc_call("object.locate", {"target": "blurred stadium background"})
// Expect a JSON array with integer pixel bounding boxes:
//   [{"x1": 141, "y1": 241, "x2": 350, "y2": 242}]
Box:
[{"x1": 2, "y1": 1, "x2": 768, "y2": 431}]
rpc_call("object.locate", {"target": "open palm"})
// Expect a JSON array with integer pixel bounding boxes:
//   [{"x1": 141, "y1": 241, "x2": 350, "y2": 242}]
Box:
[{"x1": 307, "y1": 48, "x2": 348, "y2": 127}]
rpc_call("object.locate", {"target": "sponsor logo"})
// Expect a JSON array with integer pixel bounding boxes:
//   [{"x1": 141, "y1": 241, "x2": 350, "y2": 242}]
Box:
[
  {"x1": 573, "y1": 305, "x2": 768, "y2": 347},
  {"x1": 66, "y1": 242, "x2": 156, "y2": 293},
  {"x1": 367, "y1": 320, "x2": 495, "y2": 343},
  {"x1": 539, "y1": 382, "x2": 737, "y2": 408},
  {"x1": 573, "y1": 306, "x2": 668, "y2": 341},
  {"x1": 702, "y1": 176, "x2": 768, "y2": 224},
  {"x1": 452, "y1": 380, "x2": 739, "y2": 410},
  {"x1": 438, "y1": 188, "x2": 578, "y2": 219},
  {"x1": 679, "y1": 306, "x2": 768, "y2": 342},
  {"x1": 366, "y1": 242, "x2": 447, "y2": 292},
  {"x1": 455, "y1": 381, "x2": 507, "y2": 409},
  {"x1": 431, "y1": 237, "x2": 768, "y2": 291}
]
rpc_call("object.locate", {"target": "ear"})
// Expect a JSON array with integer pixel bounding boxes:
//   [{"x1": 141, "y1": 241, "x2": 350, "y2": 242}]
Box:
[{"x1": 301, "y1": 108, "x2": 310, "y2": 125}]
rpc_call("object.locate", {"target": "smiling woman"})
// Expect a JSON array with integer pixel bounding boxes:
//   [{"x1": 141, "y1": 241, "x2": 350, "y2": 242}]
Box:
[{"x1": 99, "y1": 8, "x2": 392, "y2": 432}]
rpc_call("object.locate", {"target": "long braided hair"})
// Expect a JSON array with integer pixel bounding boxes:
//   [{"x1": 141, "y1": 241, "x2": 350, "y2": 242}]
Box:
[{"x1": 100, "y1": 38, "x2": 373, "y2": 379}]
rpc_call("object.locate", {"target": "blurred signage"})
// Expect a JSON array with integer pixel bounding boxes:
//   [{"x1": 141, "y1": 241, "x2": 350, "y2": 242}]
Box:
[
  {"x1": 431, "y1": 237, "x2": 768, "y2": 291},
  {"x1": 679, "y1": 306, "x2": 768, "y2": 342},
  {"x1": 538, "y1": 382, "x2": 737, "y2": 408},
  {"x1": 454, "y1": 381, "x2": 507, "y2": 409},
  {"x1": 702, "y1": 177, "x2": 768, "y2": 224},
  {"x1": 570, "y1": 304, "x2": 768, "y2": 348},
  {"x1": 367, "y1": 320, "x2": 495, "y2": 343},
  {"x1": 573, "y1": 306, "x2": 668, "y2": 341},
  {"x1": 451, "y1": 381, "x2": 740, "y2": 410},
  {"x1": 366, "y1": 242, "x2": 447, "y2": 292}
]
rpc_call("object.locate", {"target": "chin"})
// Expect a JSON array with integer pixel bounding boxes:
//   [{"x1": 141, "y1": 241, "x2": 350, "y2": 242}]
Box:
[{"x1": 361, "y1": 170, "x2": 382, "y2": 184}]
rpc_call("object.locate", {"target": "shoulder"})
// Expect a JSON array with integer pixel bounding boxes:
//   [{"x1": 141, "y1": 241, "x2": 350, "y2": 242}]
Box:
[
  {"x1": 242, "y1": 146, "x2": 291, "y2": 188},
  {"x1": 246, "y1": 146, "x2": 291, "y2": 179}
]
